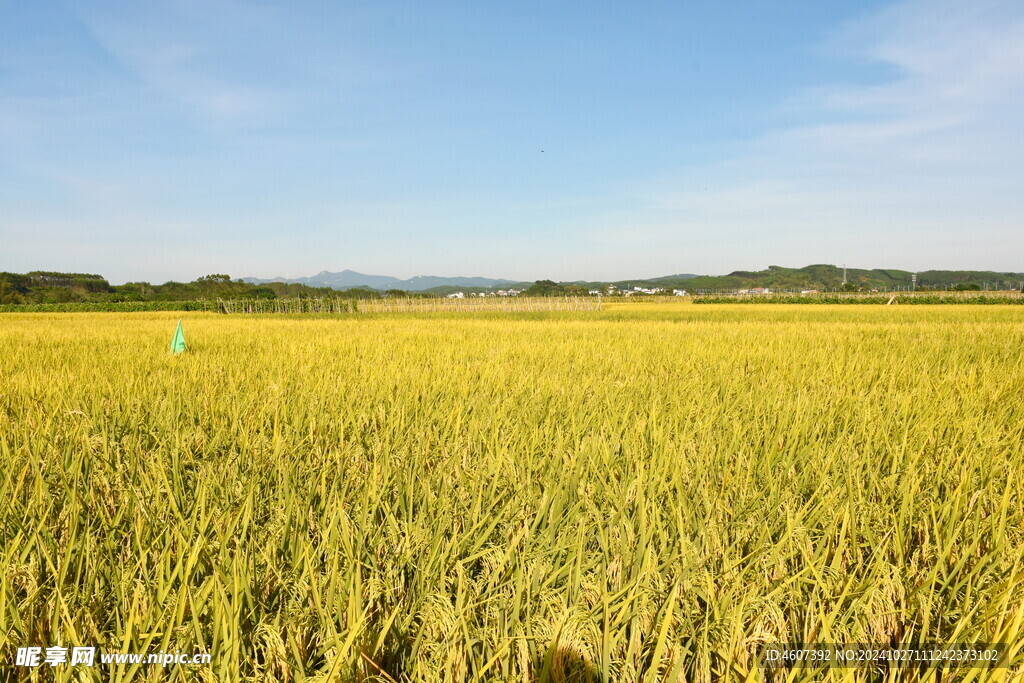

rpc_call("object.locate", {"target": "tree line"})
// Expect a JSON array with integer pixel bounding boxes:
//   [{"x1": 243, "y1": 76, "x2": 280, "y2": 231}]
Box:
[{"x1": 0, "y1": 272, "x2": 422, "y2": 305}]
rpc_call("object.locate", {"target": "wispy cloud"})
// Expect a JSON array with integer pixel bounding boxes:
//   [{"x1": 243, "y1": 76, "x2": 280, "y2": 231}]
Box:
[
  {"x1": 65, "y1": 1, "x2": 288, "y2": 128},
  {"x1": 603, "y1": 0, "x2": 1024, "y2": 273}
]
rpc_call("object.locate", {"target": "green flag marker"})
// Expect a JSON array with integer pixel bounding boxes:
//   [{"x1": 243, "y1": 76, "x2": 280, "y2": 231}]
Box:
[{"x1": 170, "y1": 320, "x2": 186, "y2": 354}]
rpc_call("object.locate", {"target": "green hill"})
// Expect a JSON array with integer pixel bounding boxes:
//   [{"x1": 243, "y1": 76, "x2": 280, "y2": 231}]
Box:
[{"x1": 670, "y1": 265, "x2": 1024, "y2": 292}]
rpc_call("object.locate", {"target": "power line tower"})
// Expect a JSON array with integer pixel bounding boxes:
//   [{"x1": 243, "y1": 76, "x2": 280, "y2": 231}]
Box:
[{"x1": 842, "y1": 263, "x2": 847, "y2": 287}]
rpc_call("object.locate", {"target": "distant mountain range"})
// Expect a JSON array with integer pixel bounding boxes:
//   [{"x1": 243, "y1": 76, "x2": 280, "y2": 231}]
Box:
[
  {"x1": 241, "y1": 270, "x2": 519, "y2": 292},
  {"x1": 241, "y1": 265, "x2": 1024, "y2": 293}
]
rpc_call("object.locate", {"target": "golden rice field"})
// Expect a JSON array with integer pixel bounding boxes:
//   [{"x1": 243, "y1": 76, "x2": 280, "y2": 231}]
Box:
[{"x1": 2, "y1": 304, "x2": 1024, "y2": 682}]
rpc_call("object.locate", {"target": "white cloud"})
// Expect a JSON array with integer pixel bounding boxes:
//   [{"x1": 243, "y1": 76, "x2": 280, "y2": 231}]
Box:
[{"x1": 609, "y1": 0, "x2": 1024, "y2": 272}]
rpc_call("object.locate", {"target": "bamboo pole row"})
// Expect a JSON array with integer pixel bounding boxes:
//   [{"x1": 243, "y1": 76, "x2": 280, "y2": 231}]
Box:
[
  {"x1": 215, "y1": 296, "x2": 602, "y2": 314},
  {"x1": 357, "y1": 296, "x2": 601, "y2": 313},
  {"x1": 217, "y1": 298, "x2": 356, "y2": 314}
]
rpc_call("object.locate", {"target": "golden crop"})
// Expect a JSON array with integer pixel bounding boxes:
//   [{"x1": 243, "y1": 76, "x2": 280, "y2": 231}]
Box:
[{"x1": 1, "y1": 305, "x2": 1023, "y2": 681}]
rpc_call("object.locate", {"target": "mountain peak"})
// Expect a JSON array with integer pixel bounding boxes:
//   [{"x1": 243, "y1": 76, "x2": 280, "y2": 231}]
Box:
[{"x1": 243, "y1": 270, "x2": 517, "y2": 291}]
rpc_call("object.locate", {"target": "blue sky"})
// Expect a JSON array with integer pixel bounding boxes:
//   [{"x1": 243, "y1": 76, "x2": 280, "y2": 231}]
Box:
[{"x1": 2, "y1": 0, "x2": 1022, "y2": 283}]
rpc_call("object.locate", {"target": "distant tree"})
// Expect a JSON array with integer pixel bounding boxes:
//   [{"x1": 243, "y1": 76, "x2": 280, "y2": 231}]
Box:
[
  {"x1": 525, "y1": 280, "x2": 562, "y2": 296},
  {"x1": 341, "y1": 287, "x2": 381, "y2": 299},
  {"x1": 194, "y1": 274, "x2": 253, "y2": 298},
  {"x1": 0, "y1": 273, "x2": 29, "y2": 304}
]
